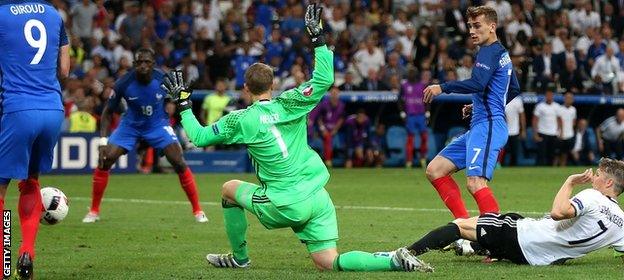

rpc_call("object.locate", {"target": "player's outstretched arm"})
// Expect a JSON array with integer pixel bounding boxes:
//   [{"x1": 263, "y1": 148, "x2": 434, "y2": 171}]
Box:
[
  {"x1": 440, "y1": 50, "x2": 497, "y2": 94},
  {"x1": 162, "y1": 70, "x2": 240, "y2": 147}
]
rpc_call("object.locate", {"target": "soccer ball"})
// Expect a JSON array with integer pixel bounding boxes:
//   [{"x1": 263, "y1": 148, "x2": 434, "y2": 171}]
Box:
[{"x1": 40, "y1": 187, "x2": 69, "y2": 225}]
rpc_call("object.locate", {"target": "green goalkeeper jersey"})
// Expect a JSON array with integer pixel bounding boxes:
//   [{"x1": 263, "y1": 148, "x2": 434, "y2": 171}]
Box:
[{"x1": 180, "y1": 45, "x2": 335, "y2": 206}]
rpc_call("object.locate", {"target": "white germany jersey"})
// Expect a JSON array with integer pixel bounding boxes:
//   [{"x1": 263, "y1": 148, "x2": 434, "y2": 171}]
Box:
[{"x1": 516, "y1": 189, "x2": 624, "y2": 265}]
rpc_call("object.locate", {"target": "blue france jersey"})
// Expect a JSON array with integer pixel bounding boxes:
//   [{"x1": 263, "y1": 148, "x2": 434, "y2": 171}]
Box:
[
  {"x1": 0, "y1": 0, "x2": 68, "y2": 113},
  {"x1": 441, "y1": 42, "x2": 520, "y2": 127},
  {"x1": 108, "y1": 70, "x2": 168, "y2": 127}
]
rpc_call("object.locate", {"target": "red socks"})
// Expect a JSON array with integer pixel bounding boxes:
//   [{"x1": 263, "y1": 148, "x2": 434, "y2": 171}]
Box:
[
  {"x1": 472, "y1": 187, "x2": 500, "y2": 215},
  {"x1": 18, "y1": 178, "x2": 42, "y2": 259},
  {"x1": 431, "y1": 176, "x2": 469, "y2": 219},
  {"x1": 406, "y1": 134, "x2": 414, "y2": 164},
  {"x1": 91, "y1": 168, "x2": 110, "y2": 213},
  {"x1": 323, "y1": 133, "x2": 333, "y2": 162},
  {"x1": 178, "y1": 167, "x2": 202, "y2": 213}
]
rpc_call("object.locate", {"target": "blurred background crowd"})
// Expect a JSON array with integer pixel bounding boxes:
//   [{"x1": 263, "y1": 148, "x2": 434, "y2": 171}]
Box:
[{"x1": 54, "y1": 0, "x2": 624, "y2": 168}]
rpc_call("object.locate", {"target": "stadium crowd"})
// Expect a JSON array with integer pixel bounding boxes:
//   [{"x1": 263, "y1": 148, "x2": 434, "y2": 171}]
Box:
[{"x1": 54, "y1": 0, "x2": 624, "y2": 167}]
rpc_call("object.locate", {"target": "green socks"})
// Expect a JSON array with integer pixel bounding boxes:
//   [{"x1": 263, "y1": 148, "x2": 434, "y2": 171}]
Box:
[
  {"x1": 222, "y1": 199, "x2": 249, "y2": 263},
  {"x1": 333, "y1": 251, "x2": 399, "y2": 271}
]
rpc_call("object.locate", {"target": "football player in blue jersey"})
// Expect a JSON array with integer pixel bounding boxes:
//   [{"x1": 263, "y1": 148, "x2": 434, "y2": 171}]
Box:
[
  {"x1": 0, "y1": 1, "x2": 70, "y2": 278},
  {"x1": 82, "y1": 48, "x2": 207, "y2": 224},
  {"x1": 421, "y1": 6, "x2": 521, "y2": 220}
]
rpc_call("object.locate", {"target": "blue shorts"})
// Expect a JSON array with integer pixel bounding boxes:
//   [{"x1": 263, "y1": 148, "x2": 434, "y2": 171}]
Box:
[
  {"x1": 406, "y1": 115, "x2": 427, "y2": 135},
  {"x1": 439, "y1": 119, "x2": 508, "y2": 180},
  {"x1": 109, "y1": 121, "x2": 179, "y2": 152},
  {"x1": 0, "y1": 110, "x2": 64, "y2": 180}
]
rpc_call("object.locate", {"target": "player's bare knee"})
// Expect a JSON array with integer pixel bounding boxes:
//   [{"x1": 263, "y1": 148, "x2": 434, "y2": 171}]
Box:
[
  {"x1": 425, "y1": 163, "x2": 445, "y2": 181},
  {"x1": 221, "y1": 180, "x2": 241, "y2": 199}
]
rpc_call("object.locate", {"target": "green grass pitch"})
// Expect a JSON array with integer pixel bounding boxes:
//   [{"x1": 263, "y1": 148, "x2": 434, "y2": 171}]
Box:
[{"x1": 4, "y1": 167, "x2": 624, "y2": 279}]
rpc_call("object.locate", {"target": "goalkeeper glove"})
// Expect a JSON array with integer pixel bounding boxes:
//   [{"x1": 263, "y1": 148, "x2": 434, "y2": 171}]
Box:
[
  {"x1": 304, "y1": 3, "x2": 325, "y2": 48},
  {"x1": 161, "y1": 69, "x2": 193, "y2": 112}
]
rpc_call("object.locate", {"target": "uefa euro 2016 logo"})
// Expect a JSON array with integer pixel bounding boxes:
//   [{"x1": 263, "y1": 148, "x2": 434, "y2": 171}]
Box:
[{"x1": 2, "y1": 210, "x2": 10, "y2": 278}]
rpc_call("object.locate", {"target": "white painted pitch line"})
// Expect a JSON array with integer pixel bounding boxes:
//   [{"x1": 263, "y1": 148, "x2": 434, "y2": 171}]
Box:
[{"x1": 68, "y1": 196, "x2": 547, "y2": 216}]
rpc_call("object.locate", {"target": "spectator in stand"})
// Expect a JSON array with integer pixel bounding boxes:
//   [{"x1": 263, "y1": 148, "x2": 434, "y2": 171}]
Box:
[
  {"x1": 339, "y1": 71, "x2": 358, "y2": 91},
  {"x1": 576, "y1": 1, "x2": 601, "y2": 33},
  {"x1": 169, "y1": 21, "x2": 194, "y2": 65},
  {"x1": 119, "y1": 1, "x2": 146, "y2": 49},
  {"x1": 317, "y1": 86, "x2": 345, "y2": 167},
  {"x1": 533, "y1": 87, "x2": 561, "y2": 166},
  {"x1": 68, "y1": 96, "x2": 98, "y2": 133},
  {"x1": 551, "y1": 28, "x2": 567, "y2": 55},
  {"x1": 571, "y1": 118, "x2": 595, "y2": 166},
  {"x1": 533, "y1": 42, "x2": 555, "y2": 91},
  {"x1": 559, "y1": 57, "x2": 585, "y2": 93},
  {"x1": 591, "y1": 47, "x2": 621, "y2": 95},
  {"x1": 444, "y1": 0, "x2": 467, "y2": 39},
  {"x1": 575, "y1": 27, "x2": 595, "y2": 56},
  {"x1": 554, "y1": 39, "x2": 580, "y2": 75},
  {"x1": 69, "y1": 36, "x2": 86, "y2": 66},
  {"x1": 254, "y1": 0, "x2": 276, "y2": 32},
  {"x1": 348, "y1": 13, "x2": 370, "y2": 46},
  {"x1": 358, "y1": 69, "x2": 389, "y2": 91},
  {"x1": 327, "y1": 5, "x2": 347, "y2": 34},
  {"x1": 505, "y1": 12, "x2": 532, "y2": 44},
  {"x1": 504, "y1": 96, "x2": 526, "y2": 166},
  {"x1": 381, "y1": 52, "x2": 406, "y2": 82},
  {"x1": 344, "y1": 109, "x2": 371, "y2": 168},
  {"x1": 90, "y1": 54, "x2": 111, "y2": 81},
  {"x1": 281, "y1": 67, "x2": 306, "y2": 90},
  {"x1": 486, "y1": 0, "x2": 512, "y2": 27},
  {"x1": 154, "y1": 2, "x2": 174, "y2": 42},
  {"x1": 398, "y1": 25, "x2": 416, "y2": 62},
  {"x1": 353, "y1": 38, "x2": 385, "y2": 80},
  {"x1": 281, "y1": 4, "x2": 305, "y2": 41},
  {"x1": 413, "y1": 25, "x2": 435, "y2": 71},
  {"x1": 456, "y1": 54, "x2": 473, "y2": 81},
  {"x1": 587, "y1": 32, "x2": 607, "y2": 65},
  {"x1": 265, "y1": 29, "x2": 288, "y2": 67},
  {"x1": 399, "y1": 68, "x2": 429, "y2": 168},
  {"x1": 596, "y1": 109, "x2": 624, "y2": 160},
  {"x1": 556, "y1": 92, "x2": 577, "y2": 167},
  {"x1": 194, "y1": 0, "x2": 221, "y2": 42},
  {"x1": 601, "y1": 26, "x2": 619, "y2": 55},
  {"x1": 391, "y1": 8, "x2": 409, "y2": 35},
  {"x1": 200, "y1": 79, "x2": 231, "y2": 126},
  {"x1": 70, "y1": 0, "x2": 98, "y2": 52}
]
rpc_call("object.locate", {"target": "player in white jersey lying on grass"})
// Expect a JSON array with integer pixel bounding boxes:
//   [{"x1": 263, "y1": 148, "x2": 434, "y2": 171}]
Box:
[{"x1": 395, "y1": 157, "x2": 624, "y2": 268}]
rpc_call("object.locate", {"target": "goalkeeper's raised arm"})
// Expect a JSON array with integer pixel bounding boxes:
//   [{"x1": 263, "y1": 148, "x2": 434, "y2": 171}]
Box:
[{"x1": 276, "y1": 3, "x2": 334, "y2": 116}]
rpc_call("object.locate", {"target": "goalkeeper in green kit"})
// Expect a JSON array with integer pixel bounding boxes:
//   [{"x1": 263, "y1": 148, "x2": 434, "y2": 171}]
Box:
[{"x1": 161, "y1": 4, "x2": 431, "y2": 273}]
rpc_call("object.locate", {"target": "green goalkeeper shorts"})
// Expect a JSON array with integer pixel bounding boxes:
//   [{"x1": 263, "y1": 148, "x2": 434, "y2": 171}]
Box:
[{"x1": 235, "y1": 181, "x2": 338, "y2": 253}]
